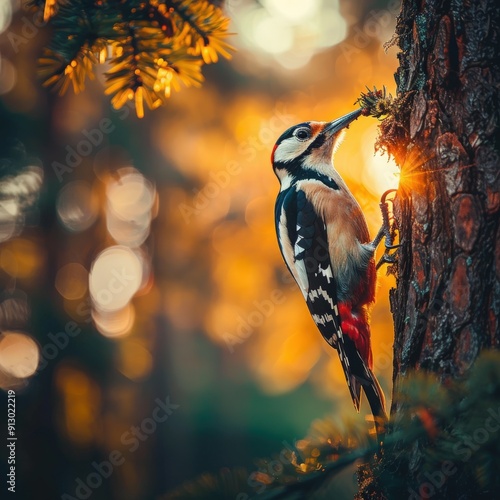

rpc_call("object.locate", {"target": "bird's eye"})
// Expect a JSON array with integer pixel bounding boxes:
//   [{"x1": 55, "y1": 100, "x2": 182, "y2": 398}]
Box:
[{"x1": 295, "y1": 128, "x2": 310, "y2": 141}]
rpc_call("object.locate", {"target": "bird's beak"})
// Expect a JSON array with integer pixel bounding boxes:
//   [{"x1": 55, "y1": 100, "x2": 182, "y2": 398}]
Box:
[{"x1": 324, "y1": 108, "x2": 363, "y2": 135}]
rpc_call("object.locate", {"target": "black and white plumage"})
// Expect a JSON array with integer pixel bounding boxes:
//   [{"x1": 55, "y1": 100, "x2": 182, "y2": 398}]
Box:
[{"x1": 272, "y1": 109, "x2": 387, "y2": 428}]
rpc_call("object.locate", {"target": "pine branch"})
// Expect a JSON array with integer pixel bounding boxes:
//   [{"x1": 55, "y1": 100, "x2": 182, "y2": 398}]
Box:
[
  {"x1": 166, "y1": 0, "x2": 210, "y2": 46},
  {"x1": 34, "y1": 0, "x2": 233, "y2": 117},
  {"x1": 164, "y1": 351, "x2": 500, "y2": 500}
]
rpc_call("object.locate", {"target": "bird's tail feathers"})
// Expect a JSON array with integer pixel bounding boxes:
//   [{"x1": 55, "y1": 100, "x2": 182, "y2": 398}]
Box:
[
  {"x1": 337, "y1": 338, "x2": 387, "y2": 438},
  {"x1": 362, "y1": 369, "x2": 387, "y2": 438}
]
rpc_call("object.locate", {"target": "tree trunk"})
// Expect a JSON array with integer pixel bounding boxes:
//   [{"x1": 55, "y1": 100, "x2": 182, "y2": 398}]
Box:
[
  {"x1": 369, "y1": 0, "x2": 499, "y2": 497},
  {"x1": 391, "y1": 0, "x2": 500, "y2": 386}
]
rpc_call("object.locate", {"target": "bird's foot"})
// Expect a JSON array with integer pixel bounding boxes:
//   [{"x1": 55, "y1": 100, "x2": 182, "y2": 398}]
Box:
[{"x1": 373, "y1": 189, "x2": 400, "y2": 269}]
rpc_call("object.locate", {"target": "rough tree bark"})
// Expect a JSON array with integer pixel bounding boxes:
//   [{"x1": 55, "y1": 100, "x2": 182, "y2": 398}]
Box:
[
  {"x1": 362, "y1": 0, "x2": 500, "y2": 498},
  {"x1": 391, "y1": 0, "x2": 500, "y2": 399}
]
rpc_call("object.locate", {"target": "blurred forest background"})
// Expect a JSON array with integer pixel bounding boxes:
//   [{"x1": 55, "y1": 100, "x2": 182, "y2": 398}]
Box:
[{"x1": 0, "y1": 1, "x2": 401, "y2": 498}]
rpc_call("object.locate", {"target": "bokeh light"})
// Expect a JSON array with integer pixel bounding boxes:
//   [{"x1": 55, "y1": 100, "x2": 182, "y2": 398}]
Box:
[
  {"x1": 55, "y1": 263, "x2": 88, "y2": 300},
  {"x1": 0, "y1": 166, "x2": 43, "y2": 242},
  {"x1": 263, "y1": 0, "x2": 320, "y2": 23},
  {"x1": 117, "y1": 339, "x2": 153, "y2": 380},
  {"x1": 55, "y1": 364, "x2": 100, "y2": 446},
  {"x1": 0, "y1": 198, "x2": 17, "y2": 242},
  {"x1": 0, "y1": 56, "x2": 16, "y2": 95},
  {"x1": 0, "y1": 238, "x2": 43, "y2": 279},
  {"x1": 92, "y1": 303, "x2": 136, "y2": 338},
  {"x1": 0, "y1": 331, "x2": 39, "y2": 379},
  {"x1": 106, "y1": 168, "x2": 157, "y2": 247},
  {"x1": 231, "y1": 0, "x2": 346, "y2": 68},
  {"x1": 89, "y1": 246, "x2": 143, "y2": 313},
  {"x1": 56, "y1": 181, "x2": 98, "y2": 232},
  {"x1": 0, "y1": 1, "x2": 12, "y2": 34},
  {"x1": 253, "y1": 14, "x2": 294, "y2": 54}
]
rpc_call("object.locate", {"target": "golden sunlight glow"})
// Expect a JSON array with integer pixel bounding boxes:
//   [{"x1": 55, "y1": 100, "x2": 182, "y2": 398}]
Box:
[
  {"x1": 253, "y1": 327, "x2": 321, "y2": 394},
  {"x1": 0, "y1": 331, "x2": 39, "y2": 379},
  {"x1": 361, "y1": 125, "x2": 400, "y2": 195}
]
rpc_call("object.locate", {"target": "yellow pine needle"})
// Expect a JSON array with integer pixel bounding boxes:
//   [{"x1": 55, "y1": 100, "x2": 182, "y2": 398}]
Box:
[
  {"x1": 135, "y1": 87, "x2": 145, "y2": 118},
  {"x1": 201, "y1": 45, "x2": 217, "y2": 64},
  {"x1": 111, "y1": 90, "x2": 131, "y2": 110},
  {"x1": 99, "y1": 48, "x2": 107, "y2": 64},
  {"x1": 44, "y1": 0, "x2": 57, "y2": 22}
]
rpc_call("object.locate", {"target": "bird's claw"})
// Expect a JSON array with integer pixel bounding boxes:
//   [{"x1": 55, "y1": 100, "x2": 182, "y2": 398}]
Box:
[
  {"x1": 376, "y1": 252, "x2": 397, "y2": 270},
  {"x1": 377, "y1": 189, "x2": 399, "y2": 268}
]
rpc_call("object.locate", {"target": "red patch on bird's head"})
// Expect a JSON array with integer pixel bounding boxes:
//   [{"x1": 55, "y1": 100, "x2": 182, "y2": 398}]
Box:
[
  {"x1": 271, "y1": 143, "x2": 278, "y2": 165},
  {"x1": 309, "y1": 122, "x2": 324, "y2": 136}
]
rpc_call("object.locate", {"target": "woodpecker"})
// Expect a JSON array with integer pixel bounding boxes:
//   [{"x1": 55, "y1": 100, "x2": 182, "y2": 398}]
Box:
[{"x1": 272, "y1": 108, "x2": 387, "y2": 428}]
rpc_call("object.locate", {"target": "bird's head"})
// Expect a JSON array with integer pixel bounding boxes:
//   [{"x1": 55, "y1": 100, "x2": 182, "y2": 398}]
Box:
[{"x1": 271, "y1": 108, "x2": 362, "y2": 187}]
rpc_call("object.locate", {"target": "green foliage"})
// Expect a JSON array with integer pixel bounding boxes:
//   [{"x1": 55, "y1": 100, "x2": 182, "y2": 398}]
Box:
[
  {"x1": 33, "y1": 0, "x2": 233, "y2": 117},
  {"x1": 165, "y1": 351, "x2": 500, "y2": 499}
]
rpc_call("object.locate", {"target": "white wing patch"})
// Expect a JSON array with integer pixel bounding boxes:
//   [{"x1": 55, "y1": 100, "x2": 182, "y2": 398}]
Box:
[
  {"x1": 293, "y1": 233, "x2": 303, "y2": 257},
  {"x1": 308, "y1": 286, "x2": 335, "y2": 310},
  {"x1": 293, "y1": 258, "x2": 309, "y2": 299},
  {"x1": 308, "y1": 287, "x2": 343, "y2": 347},
  {"x1": 278, "y1": 207, "x2": 308, "y2": 299},
  {"x1": 277, "y1": 172, "x2": 293, "y2": 192},
  {"x1": 318, "y1": 266, "x2": 334, "y2": 283},
  {"x1": 312, "y1": 313, "x2": 334, "y2": 327}
]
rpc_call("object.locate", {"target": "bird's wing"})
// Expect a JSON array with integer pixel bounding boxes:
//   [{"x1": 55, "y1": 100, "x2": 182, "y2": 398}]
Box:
[{"x1": 291, "y1": 188, "x2": 374, "y2": 411}]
